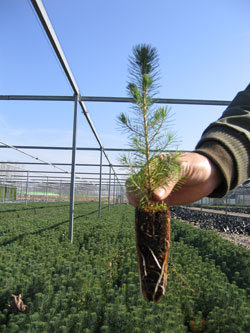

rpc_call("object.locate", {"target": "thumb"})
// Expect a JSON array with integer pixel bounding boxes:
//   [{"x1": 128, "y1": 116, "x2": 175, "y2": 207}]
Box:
[{"x1": 152, "y1": 179, "x2": 180, "y2": 202}]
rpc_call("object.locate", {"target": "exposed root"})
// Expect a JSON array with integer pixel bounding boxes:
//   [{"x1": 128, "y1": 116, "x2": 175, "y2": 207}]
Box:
[
  {"x1": 140, "y1": 252, "x2": 147, "y2": 276},
  {"x1": 148, "y1": 246, "x2": 162, "y2": 270},
  {"x1": 153, "y1": 261, "x2": 167, "y2": 301}
]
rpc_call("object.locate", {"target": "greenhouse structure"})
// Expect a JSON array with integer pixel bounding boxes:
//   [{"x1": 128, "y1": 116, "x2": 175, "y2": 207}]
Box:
[{"x1": 0, "y1": 0, "x2": 249, "y2": 243}]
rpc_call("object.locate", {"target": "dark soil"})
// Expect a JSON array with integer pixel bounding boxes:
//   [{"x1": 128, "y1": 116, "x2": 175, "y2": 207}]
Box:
[{"x1": 135, "y1": 207, "x2": 170, "y2": 302}]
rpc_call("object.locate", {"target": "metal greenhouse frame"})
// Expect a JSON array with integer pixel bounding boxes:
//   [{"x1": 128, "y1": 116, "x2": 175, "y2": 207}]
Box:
[{"x1": 0, "y1": 0, "x2": 239, "y2": 244}]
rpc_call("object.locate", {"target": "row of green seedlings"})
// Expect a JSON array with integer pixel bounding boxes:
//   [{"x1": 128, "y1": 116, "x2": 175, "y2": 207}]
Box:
[
  {"x1": 0, "y1": 202, "x2": 99, "y2": 246},
  {"x1": 0, "y1": 201, "x2": 90, "y2": 220},
  {"x1": 171, "y1": 219, "x2": 250, "y2": 292},
  {"x1": 0, "y1": 203, "x2": 249, "y2": 332}
]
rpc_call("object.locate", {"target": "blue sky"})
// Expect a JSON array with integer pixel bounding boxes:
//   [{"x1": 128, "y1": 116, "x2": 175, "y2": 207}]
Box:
[{"x1": 0, "y1": 0, "x2": 250, "y2": 177}]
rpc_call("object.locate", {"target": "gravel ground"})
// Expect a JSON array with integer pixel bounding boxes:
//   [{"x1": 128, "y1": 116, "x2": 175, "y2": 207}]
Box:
[
  {"x1": 174, "y1": 206, "x2": 250, "y2": 250},
  {"x1": 183, "y1": 220, "x2": 250, "y2": 250},
  {"x1": 215, "y1": 230, "x2": 250, "y2": 250}
]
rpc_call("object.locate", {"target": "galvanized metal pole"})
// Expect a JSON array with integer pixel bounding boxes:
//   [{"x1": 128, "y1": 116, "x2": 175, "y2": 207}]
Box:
[
  {"x1": 6, "y1": 185, "x2": 8, "y2": 202},
  {"x1": 69, "y1": 94, "x2": 79, "y2": 243},
  {"x1": 25, "y1": 171, "x2": 29, "y2": 205},
  {"x1": 108, "y1": 166, "x2": 112, "y2": 212},
  {"x1": 2, "y1": 180, "x2": 5, "y2": 202},
  {"x1": 59, "y1": 180, "x2": 62, "y2": 202},
  {"x1": 113, "y1": 174, "x2": 116, "y2": 205},
  {"x1": 20, "y1": 181, "x2": 22, "y2": 202},
  {"x1": 46, "y1": 176, "x2": 48, "y2": 203},
  {"x1": 98, "y1": 149, "x2": 103, "y2": 219},
  {"x1": 33, "y1": 183, "x2": 35, "y2": 202}
]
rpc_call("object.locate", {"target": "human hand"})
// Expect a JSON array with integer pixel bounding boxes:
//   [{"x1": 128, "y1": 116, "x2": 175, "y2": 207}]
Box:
[{"x1": 126, "y1": 152, "x2": 222, "y2": 207}]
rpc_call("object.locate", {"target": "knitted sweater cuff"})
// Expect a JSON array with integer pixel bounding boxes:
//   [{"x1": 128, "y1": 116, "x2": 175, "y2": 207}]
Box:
[{"x1": 194, "y1": 126, "x2": 250, "y2": 198}]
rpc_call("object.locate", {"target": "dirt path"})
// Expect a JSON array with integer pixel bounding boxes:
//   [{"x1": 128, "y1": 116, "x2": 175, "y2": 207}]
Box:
[{"x1": 185, "y1": 206, "x2": 250, "y2": 218}]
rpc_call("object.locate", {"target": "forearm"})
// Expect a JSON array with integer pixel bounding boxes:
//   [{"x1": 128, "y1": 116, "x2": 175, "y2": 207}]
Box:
[{"x1": 194, "y1": 84, "x2": 250, "y2": 197}]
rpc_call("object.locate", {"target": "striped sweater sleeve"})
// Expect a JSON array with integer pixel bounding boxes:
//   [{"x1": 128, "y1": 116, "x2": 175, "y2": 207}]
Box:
[{"x1": 194, "y1": 84, "x2": 250, "y2": 198}]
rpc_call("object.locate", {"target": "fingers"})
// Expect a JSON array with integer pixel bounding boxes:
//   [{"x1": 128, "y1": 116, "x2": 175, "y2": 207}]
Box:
[
  {"x1": 153, "y1": 152, "x2": 222, "y2": 206},
  {"x1": 125, "y1": 152, "x2": 222, "y2": 207}
]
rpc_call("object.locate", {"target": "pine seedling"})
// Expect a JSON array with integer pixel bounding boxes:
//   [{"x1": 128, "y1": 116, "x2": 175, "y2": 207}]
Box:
[
  {"x1": 118, "y1": 44, "x2": 180, "y2": 208},
  {"x1": 118, "y1": 44, "x2": 181, "y2": 303}
]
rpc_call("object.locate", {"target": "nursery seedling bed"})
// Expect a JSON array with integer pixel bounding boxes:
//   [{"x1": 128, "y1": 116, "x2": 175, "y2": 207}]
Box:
[{"x1": 0, "y1": 203, "x2": 249, "y2": 332}]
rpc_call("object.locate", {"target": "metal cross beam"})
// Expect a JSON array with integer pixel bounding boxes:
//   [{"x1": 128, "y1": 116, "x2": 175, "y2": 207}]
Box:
[{"x1": 0, "y1": 94, "x2": 231, "y2": 106}]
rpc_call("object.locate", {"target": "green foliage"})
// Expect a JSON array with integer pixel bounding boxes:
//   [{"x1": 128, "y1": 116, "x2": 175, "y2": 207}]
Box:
[
  {"x1": 0, "y1": 202, "x2": 249, "y2": 332},
  {"x1": 118, "y1": 44, "x2": 180, "y2": 207},
  {"x1": 171, "y1": 219, "x2": 250, "y2": 292}
]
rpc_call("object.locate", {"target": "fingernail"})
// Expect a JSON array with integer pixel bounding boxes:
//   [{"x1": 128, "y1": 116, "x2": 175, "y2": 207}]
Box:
[{"x1": 154, "y1": 188, "x2": 166, "y2": 198}]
